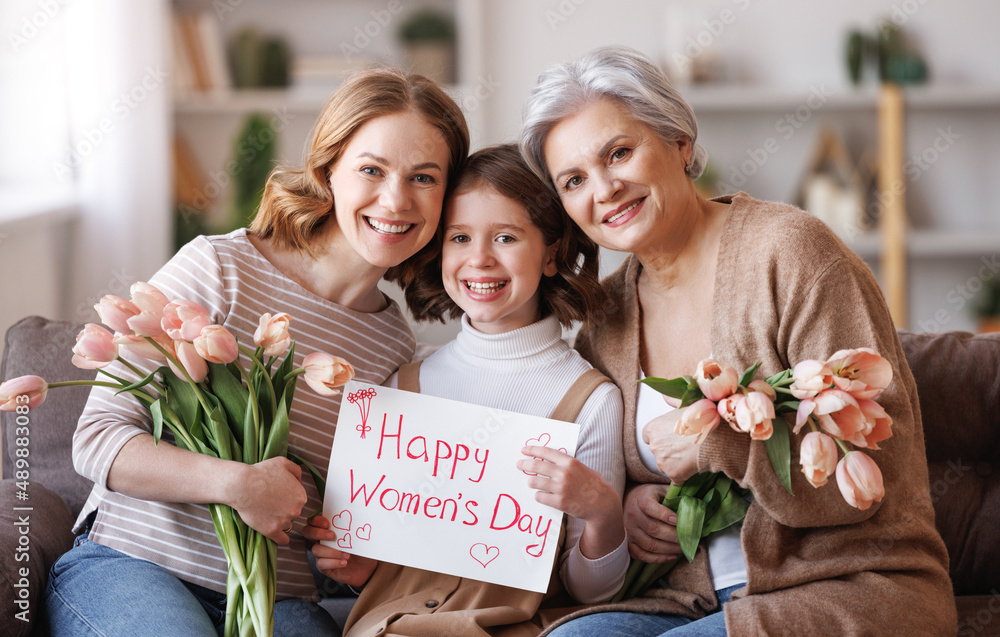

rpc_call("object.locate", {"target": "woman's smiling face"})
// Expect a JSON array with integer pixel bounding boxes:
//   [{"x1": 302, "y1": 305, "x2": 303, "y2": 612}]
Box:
[
  {"x1": 543, "y1": 98, "x2": 693, "y2": 254},
  {"x1": 328, "y1": 109, "x2": 451, "y2": 269},
  {"x1": 441, "y1": 187, "x2": 558, "y2": 334}
]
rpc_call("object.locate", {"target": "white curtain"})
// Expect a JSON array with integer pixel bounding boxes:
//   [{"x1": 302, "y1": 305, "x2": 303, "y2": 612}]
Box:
[{"x1": 0, "y1": 0, "x2": 171, "y2": 329}]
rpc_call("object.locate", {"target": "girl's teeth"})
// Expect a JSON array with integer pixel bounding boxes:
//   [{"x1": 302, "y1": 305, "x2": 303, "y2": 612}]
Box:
[
  {"x1": 367, "y1": 218, "x2": 412, "y2": 234},
  {"x1": 465, "y1": 281, "x2": 506, "y2": 293},
  {"x1": 606, "y1": 200, "x2": 639, "y2": 223}
]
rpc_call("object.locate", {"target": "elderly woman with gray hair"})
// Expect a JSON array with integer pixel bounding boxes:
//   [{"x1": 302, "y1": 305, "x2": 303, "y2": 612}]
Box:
[{"x1": 520, "y1": 46, "x2": 956, "y2": 636}]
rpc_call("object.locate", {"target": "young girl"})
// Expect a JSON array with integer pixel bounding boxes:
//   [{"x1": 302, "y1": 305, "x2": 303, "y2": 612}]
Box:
[
  {"x1": 306, "y1": 144, "x2": 629, "y2": 636},
  {"x1": 45, "y1": 68, "x2": 468, "y2": 636}
]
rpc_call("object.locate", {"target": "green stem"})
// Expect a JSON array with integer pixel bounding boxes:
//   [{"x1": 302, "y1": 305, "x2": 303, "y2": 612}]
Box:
[
  {"x1": 238, "y1": 344, "x2": 277, "y2": 406},
  {"x1": 834, "y1": 437, "x2": 853, "y2": 455},
  {"x1": 230, "y1": 357, "x2": 262, "y2": 463},
  {"x1": 773, "y1": 386, "x2": 796, "y2": 395}
]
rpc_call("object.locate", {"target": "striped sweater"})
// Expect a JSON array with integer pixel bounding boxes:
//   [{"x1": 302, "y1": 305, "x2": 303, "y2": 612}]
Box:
[{"x1": 72, "y1": 229, "x2": 415, "y2": 600}]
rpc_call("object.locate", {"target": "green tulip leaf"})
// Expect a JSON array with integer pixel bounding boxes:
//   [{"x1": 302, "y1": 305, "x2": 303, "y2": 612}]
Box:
[
  {"x1": 243, "y1": 393, "x2": 259, "y2": 463},
  {"x1": 270, "y1": 342, "x2": 297, "y2": 404},
  {"x1": 163, "y1": 370, "x2": 201, "y2": 430},
  {"x1": 639, "y1": 376, "x2": 690, "y2": 399},
  {"x1": 208, "y1": 362, "x2": 249, "y2": 438},
  {"x1": 702, "y1": 485, "x2": 751, "y2": 535},
  {"x1": 114, "y1": 366, "x2": 165, "y2": 396},
  {"x1": 677, "y1": 495, "x2": 707, "y2": 562},
  {"x1": 765, "y1": 417, "x2": 794, "y2": 495},
  {"x1": 739, "y1": 361, "x2": 763, "y2": 387},
  {"x1": 261, "y1": 396, "x2": 290, "y2": 461},
  {"x1": 151, "y1": 398, "x2": 165, "y2": 444}
]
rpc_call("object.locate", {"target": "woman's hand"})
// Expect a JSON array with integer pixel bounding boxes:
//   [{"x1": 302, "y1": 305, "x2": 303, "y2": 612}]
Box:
[
  {"x1": 623, "y1": 483, "x2": 681, "y2": 563},
  {"x1": 227, "y1": 457, "x2": 307, "y2": 545},
  {"x1": 518, "y1": 446, "x2": 625, "y2": 559},
  {"x1": 303, "y1": 515, "x2": 378, "y2": 587},
  {"x1": 642, "y1": 409, "x2": 700, "y2": 484}
]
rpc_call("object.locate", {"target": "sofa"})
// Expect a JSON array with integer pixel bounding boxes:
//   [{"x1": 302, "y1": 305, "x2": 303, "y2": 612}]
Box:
[{"x1": 2, "y1": 316, "x2": 998, "y2": 636}]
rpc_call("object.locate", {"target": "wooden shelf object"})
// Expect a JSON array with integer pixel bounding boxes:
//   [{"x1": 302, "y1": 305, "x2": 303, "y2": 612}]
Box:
[{"x1": 878, "y1": 84, "x2": 908, "y2": 329}]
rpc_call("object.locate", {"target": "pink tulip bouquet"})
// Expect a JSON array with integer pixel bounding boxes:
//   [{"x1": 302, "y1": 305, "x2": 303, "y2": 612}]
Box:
[
  {"x1": 612, "y1": 349, "x2": 893, "y2": 602},
  {"x1": 0, "y1": 282, "x2": 354, "y2": 637}
]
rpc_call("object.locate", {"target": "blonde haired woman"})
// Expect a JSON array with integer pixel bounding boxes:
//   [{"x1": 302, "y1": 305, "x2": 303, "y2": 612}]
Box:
[{"x1": 45, "y1": 68, "x2": 468, "y2": 636}]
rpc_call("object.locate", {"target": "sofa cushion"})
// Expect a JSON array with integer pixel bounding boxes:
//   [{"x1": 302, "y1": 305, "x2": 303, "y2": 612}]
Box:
[
  {"x1": 0, "y1": 478, "x2": 76, "y2": 636},
  {"x1": 2, "y1": 316, "x2": 95, "y2": 518},
  {"x1": 897, "y1": 330, "x2": 1000, "y2": 597}
]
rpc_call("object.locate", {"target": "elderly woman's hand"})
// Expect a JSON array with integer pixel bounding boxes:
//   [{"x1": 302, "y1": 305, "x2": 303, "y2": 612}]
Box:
[
  {"x1": 623, "y1": 483, "x2": 681, "y2": 563},
  {"x1": 642, "y1": 409, "x2": 700, "y2": 484}
]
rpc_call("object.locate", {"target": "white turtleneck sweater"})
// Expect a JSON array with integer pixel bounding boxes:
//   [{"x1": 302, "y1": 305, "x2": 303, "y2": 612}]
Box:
[{"x1": 389, "y1": 314, "x2": 629, "y2": 603}]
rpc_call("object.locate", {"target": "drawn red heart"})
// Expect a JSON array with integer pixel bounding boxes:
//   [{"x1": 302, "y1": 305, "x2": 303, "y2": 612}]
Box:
[
  {"x1": 337, "y1": 533, "x2": 352, "y2": 550},
  {"x1": 525, "y1": 433, "x2": 552, "y2": 448},
  {"x1": 355, "y1": 524, "x2": 372, "y2": 541},
  {"x1": 470, "y1": 543, "x2": 500, "y2": 568},
  {"x1": 331, "y1": 510, "x2": 352, "y2": 532}
]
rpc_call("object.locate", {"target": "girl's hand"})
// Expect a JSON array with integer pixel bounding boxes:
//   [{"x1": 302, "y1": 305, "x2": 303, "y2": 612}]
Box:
[
  {"x1": 642, "y1": 409, "x2": 700, "y2": 484},
  {"x1": 303, "y1": 515, "x2": 378, "y2": 587},
  {"x1": 229, "y1": 457, "x2": 307, "y2": 545},
  {"x1": 623, "y1": 483, "x2": 682, "y2": 563},
  {"x1": 518, "y1": 445, "x2": 625, "y2": 558}
]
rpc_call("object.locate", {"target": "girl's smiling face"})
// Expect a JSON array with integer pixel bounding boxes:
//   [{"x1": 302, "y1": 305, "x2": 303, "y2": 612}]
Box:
[{"x1": 442, "y1": 186, "x2": 559, "y2": 334}]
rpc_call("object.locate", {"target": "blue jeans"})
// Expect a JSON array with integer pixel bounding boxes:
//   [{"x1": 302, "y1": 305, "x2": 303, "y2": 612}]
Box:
[
  {"x1": 44, "y1": 533, "x2": 340, "y2": 636},
  {"x1": 547, "y1": 584, "x2": 742, "y2": 637}
]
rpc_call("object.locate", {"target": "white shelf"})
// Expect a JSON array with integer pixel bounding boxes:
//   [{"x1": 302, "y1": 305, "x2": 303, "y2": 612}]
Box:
[
  {"x1": 846, "y1": 229, "x2": 1000, "y2": 259},
  {"x1": 683, "y1": 84, "x2": 1000, "y2": 112}
]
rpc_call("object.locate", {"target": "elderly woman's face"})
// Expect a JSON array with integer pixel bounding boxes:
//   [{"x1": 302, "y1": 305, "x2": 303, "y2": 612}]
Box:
[{"x1": 543, "y1": 99, "x2": 693, "y2": 254}]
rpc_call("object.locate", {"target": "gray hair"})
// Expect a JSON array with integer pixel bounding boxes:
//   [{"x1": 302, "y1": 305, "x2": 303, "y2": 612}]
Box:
[{"x1": 520, "y1": 45, "x2": 708, "y2": 185}]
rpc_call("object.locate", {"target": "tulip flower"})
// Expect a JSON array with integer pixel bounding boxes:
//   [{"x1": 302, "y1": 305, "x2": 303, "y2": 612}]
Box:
[
  {"x1": 800, "y1": 431, "x2": 838, "y2": 487},
  {"x1": 94, "y1": 295, "x2": 140, "y2": 334},
  {"x1": 695, "y1": 359, "x2": 739, "y2": 401},
  {"x1": 302, "y1": 352, "x2": 355, "y2": 396},
  {"x1": 717, "y1": 393, "x2": 746, "y2": 431},
  {"x1": 130, "y1": 282, "x2": 170, "y2": 313},
  {"x1": 253, "y1": 312, "x2": 292, "y2": 358},
  {"x1": 675, "y1": 399, "x2": 721, "y2": 443},
  {"x1": 162, "y1": 300, "x2": 213, "y2": 342},
  {"x1": 836, "y1": 451, "x2": 885, "y2": 510},
  {"x1": 826, "y1": 348, "x2": 893, "y2": 400},
  {"x1": 193, "y1": 325, "x2": 239, "y2": 364},
  {"x1": 0, "y1": 375, "x2": 49, "y2": 411},
  {"x1": 854, "y1": 398, "x2": 893, "y2": 450},
  {"x1": 795, "y1": 389, "x2": 865, "y2": 442},
  {"x1": 789, "y1": 359, "x2": 833, "y2": 399},
  {"x1": 747, "y1": 379, "x2": 777, "y2": 401},
  {"x1": 170, "y1": 341, "x2": 209, "y2": 383},
  {"x1": 71, "y1": 324, "x2": 118, "y2": 370},
  {"x1": 735, "y1": 391, "x2": 775, "y2": 440},
  {"x1": 113, "y1": 334, "x2": 173, "y2": 363}
]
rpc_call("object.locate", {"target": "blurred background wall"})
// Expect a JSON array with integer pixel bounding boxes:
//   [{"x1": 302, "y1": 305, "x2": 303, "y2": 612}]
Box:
[{"x1": 2, "y1": 0, "x2": 999, "y2": 358}]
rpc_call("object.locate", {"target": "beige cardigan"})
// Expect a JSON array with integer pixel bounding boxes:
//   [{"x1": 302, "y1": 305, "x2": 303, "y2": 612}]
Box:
[{"x1": 564, "y1": 193, "x2": 957, "y2": 635}]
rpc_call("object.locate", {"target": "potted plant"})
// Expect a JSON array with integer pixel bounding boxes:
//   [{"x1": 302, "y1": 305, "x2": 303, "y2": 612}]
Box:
[
  {"x1": 972, "y1": 276, "x2": 1000, "y2": 333},
  {"x1": 398, "y1": 9, "x2": 456, "y2": 83}
]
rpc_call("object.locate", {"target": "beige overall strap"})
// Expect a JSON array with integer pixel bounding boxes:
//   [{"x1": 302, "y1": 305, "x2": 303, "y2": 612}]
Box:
[
  {"x1": 396, "y1": 360, "x2": 422, "y2": 393},
  {"x1": 548, "y1": 368, "x2": 610, "y2": 423}
]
